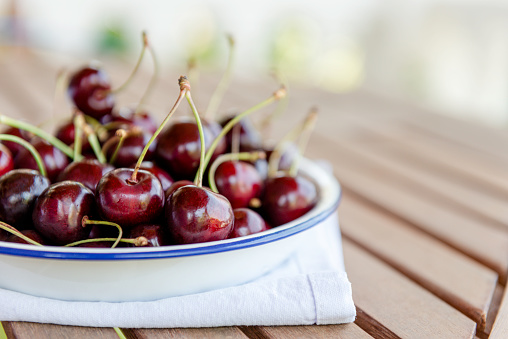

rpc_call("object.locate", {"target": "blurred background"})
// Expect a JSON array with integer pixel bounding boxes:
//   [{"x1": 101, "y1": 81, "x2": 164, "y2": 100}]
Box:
[{"x1": 0, "y1": 0, "x2": 507, "y2": 126}]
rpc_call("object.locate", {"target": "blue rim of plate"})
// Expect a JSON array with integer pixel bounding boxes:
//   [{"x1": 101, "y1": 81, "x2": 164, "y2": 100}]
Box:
[{"x1": 0, "y1": 159, "x2": 341, "y2": 261}]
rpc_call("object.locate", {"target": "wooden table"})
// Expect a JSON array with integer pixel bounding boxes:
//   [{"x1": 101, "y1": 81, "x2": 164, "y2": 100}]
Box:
[{"x1": 0, "y1": 48, "x2": 507, "y2": 338}]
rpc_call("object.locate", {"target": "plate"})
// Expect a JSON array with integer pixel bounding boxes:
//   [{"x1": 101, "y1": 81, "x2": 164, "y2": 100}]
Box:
[{"x1": 0, "y1": 158, "x2": 341, "y2": 302}]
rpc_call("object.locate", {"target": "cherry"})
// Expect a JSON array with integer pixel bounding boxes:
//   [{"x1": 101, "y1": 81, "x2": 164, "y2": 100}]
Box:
[
  {"x1": 0, "y1": 169, "x2": 50, "y2": 229},
  {"x1": 55, "y1": 119, "x2": 91, "y2": 153},
  {"x1": 165, "y1": 185, "x2": 234, "y2": 244},
  {"x1": 134, "y1": 161, "x2": 174, "y2": 192},
  {"x1": 213, "y1": 160, "x2": 263, "y2": 209},
  {"x1": 128, "y1": 224, "x2": 168, "y2": 247},
  {"x1": 105, "y1": 129, "x2": 156, "y2": 168},
  {"x1": 0, "y1": 127, "x2": 32, "y2": 157},
  {"x1": 262, "y1": 175, "x2": 318, "y2": 226},
  {"x1": 57, "y1": 158, "x2": 114, "y2": 191},
  {"x1": 67, "y1": 65, "x2": 115, "y2": 119},
  {"x1": 155, "y1": 119, "x2": 225, "y2": 180},
  {"x1": 229, "y1": 208, "x2": 270, "y2": 238},
  {"x1": 111, "y1": 108, "x2": 159, "y2": 135},
  {"x1": 220, "y1": 115, "x2": 262, "y2": 152},
  {"x1": 15, "y1": 138, "x2": 69, "y2": 182},
  {"x1": 6, "y1": 229, "x2": 46, "y2": 245},
  {"x1": 0, "y1": 143, "x2": 14, "y2": 176},
  {"x1": 165, "y1": 179, "x2": 193, "y2": 199},
  {"x1": 32, "y1": 181, "x2": 95, "y2": 245},
  {"x1": 95, "y1": 168, "x2": 165, "y2": 228}
]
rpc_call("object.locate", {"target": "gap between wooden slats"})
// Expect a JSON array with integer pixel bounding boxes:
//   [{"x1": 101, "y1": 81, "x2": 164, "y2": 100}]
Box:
[
  {"x1": 340, "y1": 192, "x2": 497, "y2": 330},
  {"x1": 343, "y1": 239, "x2": 476, "y2": 339}
]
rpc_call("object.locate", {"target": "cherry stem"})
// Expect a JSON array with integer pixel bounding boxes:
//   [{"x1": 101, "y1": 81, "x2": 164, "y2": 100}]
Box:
[
  {"x1": 0, "y1": 222, "x2": 43, "y2": 246},
  {"x1": 130, "y1": 76, "x2": 188, "y2": 184},
  {"x1": 0, "y1": 114, "x2": 76, "y2": 159},
  {"x1": 187, "y1": 57, "x2": 200, "y2": 103},
  {"x1": 0, "y1": 134, "x2": 47, "y2": 177},
  {"x1": 267, "y1": 111, "x2": 312, "y2": 178},
  {"x1": 231, "y1": 123, "x2": 241, "y2": 154},
  {"x1": 195, "y1": 86, "x2": 287, "y2": 183},
  {"x1": 52, "y1": 68, "x2": 68, "y2": 119},
  {"x1": 81, "y1": 216, "x2": 123, "y2": 248},
  {"x1": 184, "y1": 85, "x2": 206, "y2": 187},
  {"x1": 111, "y1": 31, "x2": 148, "y2": 94},
  {"x1": 114, "y1": 328, "x2": 128, "y2": 339},
  {"x1": 135, "y1": 33, "x2": 159, "y2": 115},
  {"x1": 73, "y1": 113, "x2": 85, "y2": 161},
  {"x1": 205, "y1": 35, "x2": 235, "y2": 120},
  {"x1": 208, "y1": 151, "x2": 266, "y2": 194},
  {"x1": 289, "y1": 108, "x2": 318, "y2": 177},
  {"x1": 83, "y1": 115, "x2": 108, "y2": 141},
  {"x1": 83, "y1": 123, "x2": 107, "y2": 163},
  {"x1": 64, "y1": 236, "x2": 148, "y2": 248},
  {"x1": 108, "y1": 129, "x2": 128, "y2": 165},
  {"x1": 259, "y1": 71, "x2": 290, "y2": 135}
]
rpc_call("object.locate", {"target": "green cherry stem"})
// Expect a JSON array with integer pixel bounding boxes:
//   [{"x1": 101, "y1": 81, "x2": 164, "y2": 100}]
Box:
[
  {"x1": 0, "y1": 221, "x2": 44, "y2": 246},
  {"x1": 81, "y1": 216, "x2": 123, "y2": 248},
  {"x1": 288, "y1": 108, "x2": 318, "y2": 177},
  {"x1": 111, "y1": 31, "x2": 149, "y2": 94},
  {"x1": 130, "y1": 76, "x2": 188, "y2": 184},
  {"x1": 135, "y1": 33, "x2": 159, "y2": 115},
  {"x1": 0, "y1": 322, "x2": 8, "y2": 339},
  {"x1": 114, "y1": 327, "x2": 128, "y2": 339},
  {"x1": 0, "y1": 134, "x2": 47, "y2": 177},
  {"x1": 0, "y1": 114, "x2": 75, "y2": 159},
  {"x1": 194, "y1": 86, "x2": 287, "y2": 183},
  {"x1": 182, "y1": 78, "x2": 206, "y2": 187},
  {"x1": 108, "y1": 129, "x2": 128, "y2": 165},
  {"x1": 208, "y1": 151, "x2": 266, "y2": 194},
  {"x1": 73, "y1": 113, "x2": 85, "y2": 161},
  {"x1": 205, "y1": 35, "x2": 235, "y2": 120},
  {"x1": 83, "y1": 115, "x2": 109, "y2": 141},
  {"x1": 83, "y1": 123, "x2": 107, "y2": 163},
  {"x1": 64, "y1": 236, "x2": 149, "y2": 248}
]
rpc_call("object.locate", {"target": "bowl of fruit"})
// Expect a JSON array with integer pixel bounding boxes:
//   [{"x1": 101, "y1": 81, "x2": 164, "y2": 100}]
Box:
[{"x1": 0, "y1": 37, "x2": 341, "y2": 302}]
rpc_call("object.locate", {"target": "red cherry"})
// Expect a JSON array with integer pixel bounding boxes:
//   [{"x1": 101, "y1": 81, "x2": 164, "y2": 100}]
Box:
[
  {"x1": 57, "y1": 159, "x2": 114, "y2": 192},
  {"x1": 128, "y1": 224, "x2": 168, "y2": 247},
  {"x1": 14, "y1": 138, "x2": 69, "y2": 182},
  {"x1": 111, "y1": 108, "x2": 159, "y2": 134},
  {"x1": 55, "y1": 119, "x2": 91, "y2": 152},
  {"x1": 106, "y1": 130, "x2": 157, "y2": 168},
  {"x1": 214, "y1": 160, "x2": 262, "y2": 209},
  {"x1": 134, "y1": 161, "x2": 174, "y2": 192},
  {"x1": 1, "y1": 127, "x2": 32, "y2": 157},
  {"x1": 32, "y1": 181, "x2": 95, "y2": 245},
  {"x1": 6, "y1": 229, "x2": 46, "y2": 245},
  {"x1": 230, "y1": 208, "x2": 270, "y2": 238},
  {"x1": 262, "y1": 175, "x2": 318, "y2": 226},
  {"x1": 0, "y1": 143, "x2": 14, "y2": 176},
  {"x1": 220, "y1": 115, "x2": 262, "y2": 152},
  {"x1": 96, "y1": 168, "x2": 165, "y2": 228},
  {"x1": 67, "y1": 66, "x2": 115, "y2": 119},
  {"x1": 165, "y1": 180, "x2": 194, "y2": 199},
  {"x1": 165, "y1": 185, "x2": 234, "y2": 244}
]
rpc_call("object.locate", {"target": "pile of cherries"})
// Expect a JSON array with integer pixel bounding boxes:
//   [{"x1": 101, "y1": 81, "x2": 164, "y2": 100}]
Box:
[{"x1": 0, "y1": 46, "x2": 319, "y2": 249}]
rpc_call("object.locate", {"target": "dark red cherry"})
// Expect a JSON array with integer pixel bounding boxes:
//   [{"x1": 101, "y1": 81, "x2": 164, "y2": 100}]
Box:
[
  {"x1": 220, "y1": 115, "x2": 262, "y2": 152},
  {"x1": 57, "y1": 159, "x2": 114, "y2": 191},
  {"x1": 214, "y1": 160, "x2": 263, "y2": 209},
  {"x1": 155, "y1": 119, "x2": 226, "y2": 180},
  {"x1": 6, "y1": 229, "x2": 46, "y2": 245},
  {"x1": 106, "y1": 130, "x2": 156, "y2": 168},
  {"x1": 165, "y1": 185, "x2": 234, "y2": 244},
  {"x1": 165, "y1": 180, "x2": 193, "y2": 199},
  {"x1": 112, "y1": 107, "x2": 159, "y2": 134},
  {"x1": 0, "y1": 127, "x2": 32, "y2": 157},
  {"x1": 134, "y1": 161, "x2": 173, "y2": 192},
  {"x1": 55, "y1": 119, "x2": 91, "y2": 152},
  {"x1": 230, "y1": 208, "x2": 270, "y2": 238},
  {"x1": 128, "y1": 224, "x2": 168, "y2": 247},
  {"x1": 67, "y1": 66, "x2": 115, "y2": 119},
  {"x1": 265, "y1": 143, "x2": 299, "y2": 172},
  {"x1": 262, "y1": 175, "x2": 318, "y2": 226},
  {"x1": 14, "y1": 138, "x2": 69, "y2": 182},
  {"x1": 96, "y1": 168, "x2": 164, "y2": 228},
  {"x1": 0, "y1": 169, "x2": 50, "y2": 229},
  {"x1": 32, "y1": 181, "x2": 95, "y2": 245},
  {"x1": 0, "y1": 143, "x2": 14, "y2": 176}
]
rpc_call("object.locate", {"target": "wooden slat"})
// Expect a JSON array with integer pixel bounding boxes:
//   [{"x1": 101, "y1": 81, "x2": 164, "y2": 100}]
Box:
[
  {"x1": 131, "y1": 327, "x2": 248, "y2": 338},
  {"x1": 3, "y1": 322, "x2": 118, "y2": 339},
  {"x1": 248, "y1": 324, "x2": 372, "y2": 338},
  {"x1": 307, "y1": 136, "x2": 508, "y2": 284},
  {"x1": 343, "y1": 239, "x2": 476, "y2": 338},
  {"x1": 340, "y1": 193, "x2": 497, "y2": 328}
]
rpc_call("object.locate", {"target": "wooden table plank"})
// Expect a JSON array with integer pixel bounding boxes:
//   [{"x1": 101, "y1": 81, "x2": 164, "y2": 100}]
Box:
[
  {"x1": 490, "y1": 289, "x2": 508, "y2": 338},
  {"x1": 130, "y1": 327, "x2": 248, "y2": 338},
  {"x1": 3, "y1": 322, "x2": 119, "y2": 339},
  {"x1": 343, "y1": 239, "x2": 476, "y2": 338},
  {"x1": 340, "y1": 193, "x2": 497, "y2": 328},
  {"x1": 307, "y1": 136, "x2": 508, "y2": 284},
  {"x1": 250, "y1": 324, "x2": 372, "y2": 338}
]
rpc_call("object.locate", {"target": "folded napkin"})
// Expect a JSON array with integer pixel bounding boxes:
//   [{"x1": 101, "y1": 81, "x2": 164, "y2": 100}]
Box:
[{"x1": 0, "y1": 212, "x2": 356, "y2": 328}]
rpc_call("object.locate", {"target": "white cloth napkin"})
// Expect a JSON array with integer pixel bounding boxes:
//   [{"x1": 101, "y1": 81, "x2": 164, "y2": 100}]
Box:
[{"x1": 0, "y1": 212, "x2": 356, "y2": 328}]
